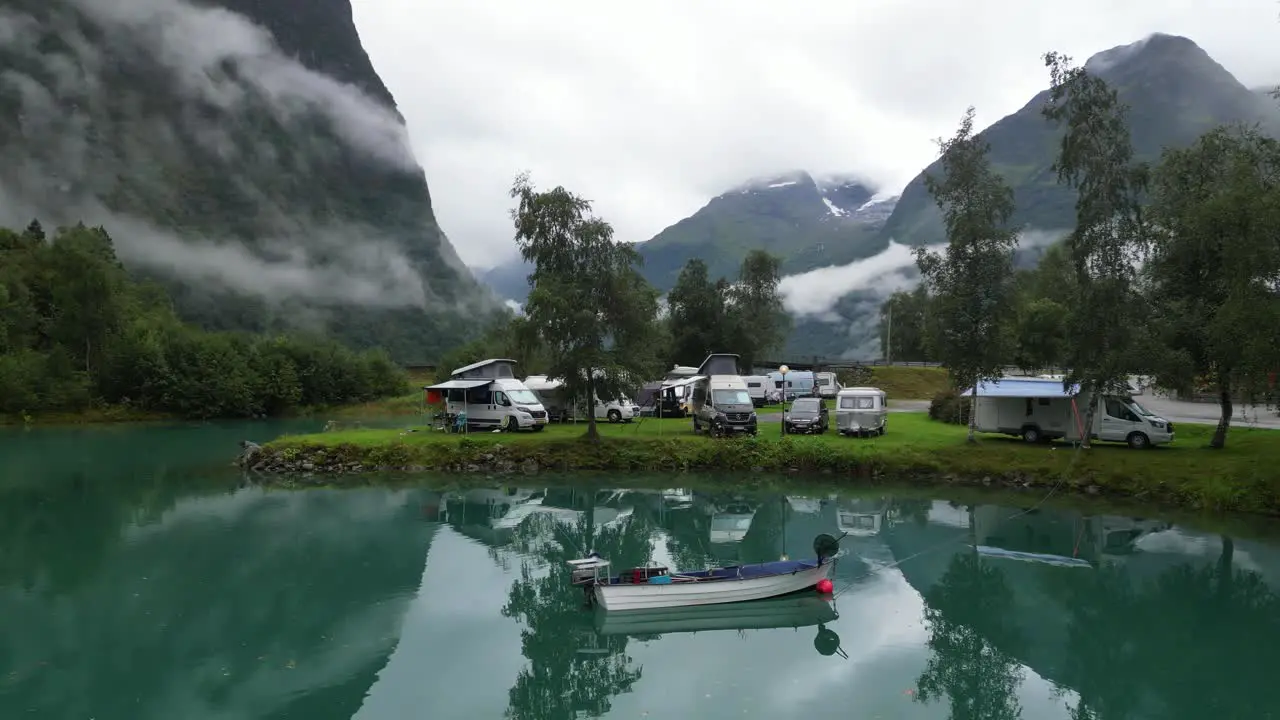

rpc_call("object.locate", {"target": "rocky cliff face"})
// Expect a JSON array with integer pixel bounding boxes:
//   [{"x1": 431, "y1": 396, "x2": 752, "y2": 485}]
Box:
[{"x1": 0, "y1": 0, "x2": 497, "y2": 361}]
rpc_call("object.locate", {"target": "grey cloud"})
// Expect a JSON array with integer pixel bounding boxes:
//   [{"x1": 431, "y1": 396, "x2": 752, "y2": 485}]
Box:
[
  {"x1": 0, "y1": 0, "x2": 449, "y2": 311},
  {"x1": 351, "y1": 0, "x2": 1280, "y2": 268}
]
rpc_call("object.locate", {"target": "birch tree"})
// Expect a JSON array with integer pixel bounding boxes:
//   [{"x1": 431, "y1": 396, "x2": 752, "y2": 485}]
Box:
[
  {"x1": 510, "y1": 173, "x2": 661, "y2": 441},
  {"x1": 1147, "y1": 125, "x2": 1280, "y2": 448},
  {"x1": 915, "y1": 107, "x2": 1020, "y2": 442},
  {"x1": 1042, "y1": 52, "x2": 1153, "y2": 449}
]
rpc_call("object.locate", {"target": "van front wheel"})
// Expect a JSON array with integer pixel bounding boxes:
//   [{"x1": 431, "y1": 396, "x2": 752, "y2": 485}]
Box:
[
  {"x1": 503, "y1": 415, "x2": 518, "y2": 432},
  {"x1": 1127, "y1": 432, "x2": 1150, "y2": 449},
  {"x1": 607, "y1": 409, "x2": 622, "y2": 423}
]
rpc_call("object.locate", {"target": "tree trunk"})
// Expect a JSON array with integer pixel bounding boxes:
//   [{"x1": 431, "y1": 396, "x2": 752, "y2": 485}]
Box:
[
  {"x1": 585, "y1": 374, "x2": 600, "y2": 442},
  {"x1": 966, "y1": 387, "x2": 977, "y2": 443},
  {"x1": 1218, "y1": 535, "x2": 1234, "y2": 604},
  {"x1": 1079, "y1": 389, "x2": 1098, "y2": 450},
  {"x1": 1210, "y1": 375, "x2": 1232, "y2": 449}
]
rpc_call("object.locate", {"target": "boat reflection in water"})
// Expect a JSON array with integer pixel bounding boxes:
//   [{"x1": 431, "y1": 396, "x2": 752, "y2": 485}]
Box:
[{"x1": 579, "y1": 593, "x2": 847, "y2": 659}]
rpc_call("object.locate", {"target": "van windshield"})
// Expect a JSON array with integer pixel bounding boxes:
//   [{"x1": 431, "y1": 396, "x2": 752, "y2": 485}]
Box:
[
  {"x1": 1128, "y1": 399, "x2": 1155, "y2": 416},
  {"x1": 508, "y1": 389, "x2": 540, "y2": 405},
  {"x1": 713, "y1": 389, "x2": 751, "y2": 406}
]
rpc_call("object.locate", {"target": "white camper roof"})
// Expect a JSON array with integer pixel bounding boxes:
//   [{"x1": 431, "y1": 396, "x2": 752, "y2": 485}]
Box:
[
  {"x1": 451, "y1": 358, "x2": 518, "y2": 379},
  {"x1": 838, "y1": 386, "x2": 884, "y2": 395},
  {"x1": 523, "y1": 375, "x2": 564, "y2": 392},
  {"x1": 424, "y1": 378, "x2": 492, "y2": 391}
]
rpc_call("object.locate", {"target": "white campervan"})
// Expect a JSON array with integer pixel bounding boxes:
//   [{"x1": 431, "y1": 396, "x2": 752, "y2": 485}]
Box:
[
  {"x1": 968, "y1": 377, "x2": 1174, "y2": 449},
  {"x1": 742, "y1": 375, "x2": 770, "y2": 407},
  {"x1": 814, "y1": 371, "x2": 841, "y2": 399},
  {"x1": 689, "y1": 353, "x2": 759, "y2": 436},
  {"x1": 427, "y1": 359, "x2": 548, "y2": 432},
  {"x1": 524, "y1": 375, "x2": 641, "y2": 423}
]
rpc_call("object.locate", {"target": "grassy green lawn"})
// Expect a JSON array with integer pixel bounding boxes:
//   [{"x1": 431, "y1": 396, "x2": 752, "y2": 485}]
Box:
[{"x1": 264, "y1": 412, "x2": 1280, "y2": 514}]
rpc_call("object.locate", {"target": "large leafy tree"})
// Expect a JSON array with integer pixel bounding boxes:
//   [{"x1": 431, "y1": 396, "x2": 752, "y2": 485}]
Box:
[
  {"x1": 665, "y1": 258, "x2": 732, "y2": 367},
  {"x1": 727, "y1": 249, "x2": 790, "y2": 369},
  {"x1": 1010, "y1": 241, "x2": 1074, "y2": 373},
  {"x1": 879, "y1": 285, "x2": 934, "y2": 362},
  {"x1": 915, "y1": 106, "x2": 1020, "y2": 442},
  {"x1": 1146, "y1": 125, "x2": 1280, "y2": 448},
  {"x1": 1042, "y1": 52, "x2": 1154, "y2": 448},
  {"x1": 510, "y1": 173, "x2": 661, "y2": 440}
]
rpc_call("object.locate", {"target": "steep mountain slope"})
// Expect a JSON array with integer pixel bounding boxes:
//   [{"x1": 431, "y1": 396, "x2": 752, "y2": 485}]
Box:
[
  {"x1": 0, "y1": 0, "x2": 497, "y2": 362},
  {"x1": 788, "y1": 34, "x2": 1280, "y2": 359},
  {"x1": 879, "y1": 34, "x2": 1280, "y2": 249},
  {"x1": 635, "y1": 171, "x2": 897, "y2": 292}
]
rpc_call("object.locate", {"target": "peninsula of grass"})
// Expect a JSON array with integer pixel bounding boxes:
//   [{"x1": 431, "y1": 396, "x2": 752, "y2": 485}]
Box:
[{"x1": 245, "y1": 413, "x2": 1280, "y2": 516}]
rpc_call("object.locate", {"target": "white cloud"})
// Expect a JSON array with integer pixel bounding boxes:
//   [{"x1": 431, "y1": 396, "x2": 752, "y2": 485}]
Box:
[{"x1": 351, "y1": 0, "x2": 1280, "y2": 269}]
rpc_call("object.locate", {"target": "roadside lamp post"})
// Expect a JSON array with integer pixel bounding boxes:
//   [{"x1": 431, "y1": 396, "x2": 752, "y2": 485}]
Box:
[{"x1": 779, "y1": 364, "x2": 789, "y2": 437}]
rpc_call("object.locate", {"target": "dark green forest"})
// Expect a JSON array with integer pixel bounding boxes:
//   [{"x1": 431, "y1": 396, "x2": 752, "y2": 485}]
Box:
[{"x1": 0, "y1": 221, "x2": 406, "y2": 420}]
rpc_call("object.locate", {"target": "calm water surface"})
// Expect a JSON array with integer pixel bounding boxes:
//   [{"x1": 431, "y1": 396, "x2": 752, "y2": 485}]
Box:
[{"x1": 4, "y1": 420, "x2": 1280, "y2": 719}]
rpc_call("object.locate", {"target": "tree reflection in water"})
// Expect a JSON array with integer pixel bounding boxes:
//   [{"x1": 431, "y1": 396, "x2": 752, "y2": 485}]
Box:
[
  {"x1": 1060, "y1": 535, "x2": 1280, "y2": 719},
  {"x1": 914, "y1": 550, "x2": 1026, "y2": 720},
  {"x1": 499, "y1": 502, "x2": 655, "y2": 719}
]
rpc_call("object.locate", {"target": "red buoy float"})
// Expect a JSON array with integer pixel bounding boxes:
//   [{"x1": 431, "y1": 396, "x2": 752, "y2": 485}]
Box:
[{"x1": 816, "y1": 578, "x2": 834, "y2": 594}]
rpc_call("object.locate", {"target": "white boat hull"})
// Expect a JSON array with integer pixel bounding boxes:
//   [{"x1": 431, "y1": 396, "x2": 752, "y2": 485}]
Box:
[{"x1": 594, "y1": 562, "x2": 832, "y2": 611}]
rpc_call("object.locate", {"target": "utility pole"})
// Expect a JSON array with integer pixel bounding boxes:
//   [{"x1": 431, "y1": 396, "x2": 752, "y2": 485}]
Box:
[{"x1": 885, "y1": 302, "x2": 893, "y2": 365}]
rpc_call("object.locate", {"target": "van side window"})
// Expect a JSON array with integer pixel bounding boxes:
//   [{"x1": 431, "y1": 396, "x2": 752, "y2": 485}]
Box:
[
  {"x1": 839, "y1": 397, "x2": 855, "y2": 409},
  {"x1": 493, "y1": 391, "x2": 509, "y2": 406},
  {"x1": 1105, "y1": 398, "x2": 1137, "y2": 421}
]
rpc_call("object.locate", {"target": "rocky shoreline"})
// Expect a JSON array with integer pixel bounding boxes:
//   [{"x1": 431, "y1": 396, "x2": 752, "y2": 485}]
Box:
[{"x1": 234, "y1": 438, "x2": 1109, "y2": 496}]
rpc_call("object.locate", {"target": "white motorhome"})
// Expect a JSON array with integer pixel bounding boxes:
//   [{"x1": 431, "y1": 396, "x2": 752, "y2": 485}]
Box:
[
  {"x1": 689, "y1": 353, "x2": 759, "y2": 436},
  {"x1": 742, "y1": 375, "x2": 770, "y2": 407},
  {"x1": 523, "y1": 375, "x2": 641, "y2": 423},
  {"x1": 425, "y1": 358, "x2": 548, "y2": 432},
  {"x1": 655, "y1": 365, "x2": 700, "y2": 418},
  {"x1": 814, "y1": 371, "x2": 841, "y2": 399},
  {"x1": 966, "y1": 377, "x2": 1175, "y2": 449},
  {"x1": 836, "y1": 386, "x2": 887, "y2": 437}
]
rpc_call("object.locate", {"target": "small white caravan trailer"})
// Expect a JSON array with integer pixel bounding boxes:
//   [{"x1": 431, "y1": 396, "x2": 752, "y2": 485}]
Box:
[{"x1": 835, "y1": 387, "x2": 887, "y2": 437}]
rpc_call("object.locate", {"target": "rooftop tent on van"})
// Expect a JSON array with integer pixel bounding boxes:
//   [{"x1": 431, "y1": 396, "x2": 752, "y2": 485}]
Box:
[{"x1": 697, "y1": 353, "x2": 741, "y2": 376}]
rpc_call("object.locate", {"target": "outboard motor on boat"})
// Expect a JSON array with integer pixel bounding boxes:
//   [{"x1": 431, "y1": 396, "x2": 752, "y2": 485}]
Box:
[{"x1": 813, "y1": 532, "x2": 847, "y2": 564}]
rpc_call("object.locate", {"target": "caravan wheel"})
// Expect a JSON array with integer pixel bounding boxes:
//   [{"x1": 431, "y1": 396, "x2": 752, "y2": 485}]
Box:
[{"x1": 1021, "y1": 425, "x2": 1042, "y2": 443}]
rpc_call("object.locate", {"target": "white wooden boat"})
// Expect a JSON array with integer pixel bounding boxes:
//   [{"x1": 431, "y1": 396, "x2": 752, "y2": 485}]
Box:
[
  {"x1": 594, "y1": 594, "x2": 837, "y2": 635},
  {"x1": 569, "y1": 533, "x2": 844, "y2": 611}
]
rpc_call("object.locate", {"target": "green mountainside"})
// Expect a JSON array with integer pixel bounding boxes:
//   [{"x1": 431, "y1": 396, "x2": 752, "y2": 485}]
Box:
[
  {"x1": 0, "y1": 0, "x2": 499, "y2": 362},
  {"x1": 635, "y1": 171, "x2": 896, "y2": 292},
  {"x1": 878, "y1": 34, "x2": 1280, "y2": 249}
]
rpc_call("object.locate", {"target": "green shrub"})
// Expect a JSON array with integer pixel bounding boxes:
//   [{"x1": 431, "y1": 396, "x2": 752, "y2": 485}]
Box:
[{"x1": 929, "y1": 389, "x2": 970, "y2": 425}]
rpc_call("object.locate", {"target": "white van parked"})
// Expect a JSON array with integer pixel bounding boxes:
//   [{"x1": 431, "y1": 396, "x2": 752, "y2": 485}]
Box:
[
  {"x1": 689, "y1": 353, "x2": 759, "y2": 436},
  {"x1": 524, "y1": 375, "x2": 641, "y2": 422},
  {"x1": 814, "y1": 371, "x2": 841, "y2": 399},
  {"x1": 742, "y1": 375, "x2": 770, "y2": 407},
  {"x1": 968, "y1": 377, "x2": 1174, "y2": 449},
  {"x1": 427, "y1": 359, "x2": 548, "y2": 432}
]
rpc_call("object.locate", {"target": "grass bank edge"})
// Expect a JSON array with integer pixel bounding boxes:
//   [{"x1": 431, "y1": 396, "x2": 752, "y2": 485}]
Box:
[{"x1": 258, "y1": 414, "x2": 1280, "y2": 515}]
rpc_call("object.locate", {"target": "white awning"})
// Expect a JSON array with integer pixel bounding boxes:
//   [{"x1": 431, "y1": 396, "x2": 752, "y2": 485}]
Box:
[{"x1": 424, "y1": 379, "x2": 492, "y2": 391}]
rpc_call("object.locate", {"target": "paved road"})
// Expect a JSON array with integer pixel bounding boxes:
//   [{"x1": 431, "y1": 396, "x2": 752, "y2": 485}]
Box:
[{"x1": 1134, "y1": 391, "x2": 1280, "y2": 430}]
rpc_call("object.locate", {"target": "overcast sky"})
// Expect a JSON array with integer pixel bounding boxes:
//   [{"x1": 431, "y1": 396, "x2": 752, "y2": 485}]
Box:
[{"x1": 351, "y1": 0, "x2": 1280, "y2": 270}]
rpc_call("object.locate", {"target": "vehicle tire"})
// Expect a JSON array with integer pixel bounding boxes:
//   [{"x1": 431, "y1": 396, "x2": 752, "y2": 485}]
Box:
[
  {"x1": 607, "y1": 409, "x2": 622, "y2": 424},
  {"x1": 1127, "y1": 432, "x2": 1150, "y2": 450},
  {"x1": 878, "y1": 427, "x2": 886, "y2": 436},
  {"x1": 1021, "y1": 425, "x2": 1042, "y2": 444},
  {"x1": 503, "y1": 415, "x2": 518, "y2": 432}
]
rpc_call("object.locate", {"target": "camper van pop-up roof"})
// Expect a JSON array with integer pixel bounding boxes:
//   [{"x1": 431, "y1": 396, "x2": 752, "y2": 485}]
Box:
[{"x1": 696, "y1": 353, "x2": 741, "y2": 376}]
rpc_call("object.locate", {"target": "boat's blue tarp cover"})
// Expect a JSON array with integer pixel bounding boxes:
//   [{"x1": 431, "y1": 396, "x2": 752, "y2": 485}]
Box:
[{"x1": 963, "y1": 378, "x2": 1080, "y2": 398}]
